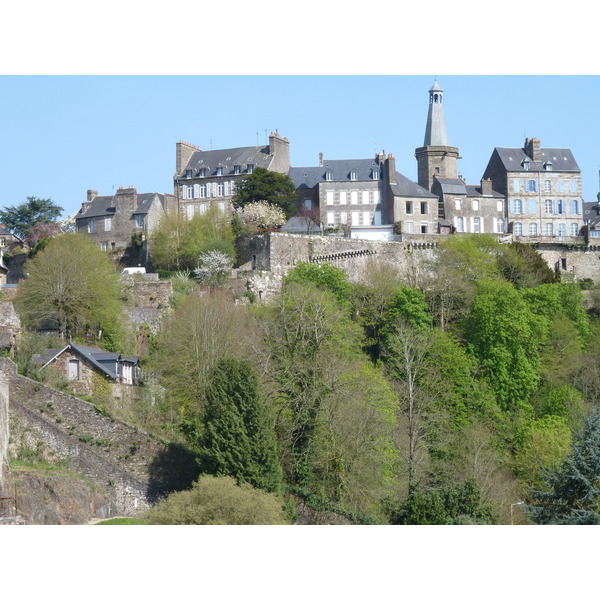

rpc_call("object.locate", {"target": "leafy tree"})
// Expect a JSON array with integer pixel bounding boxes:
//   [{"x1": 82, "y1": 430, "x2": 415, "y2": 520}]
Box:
[
  {"x1": 235, "y1": 200, "x2": 287, "y2": 233},
  {"x1": 25, "y1": 221, "x2": 62, "y2": 250},
  {"x1": 193, "y1": 250, "x2": 233, "y2": 287},
  {"x1": 391, "y1": 479, "x2": 495, "y2": 525},
  {"x1": 233, "y1": 166, "x2": 298, "y2": 218},
  {"x1": 526, "y1": 409, "x2": 600, "y2": 524},
  {"x1": 17, "y1": 234, "x2": 124, "y2": 347},
  {"x1": 191, "y1": 358, "x2": 283, "y2": 494},
  {"x1": 0, "y1": 196, "x2": 63, "y2": 238},
  {"x1": 496, "y1": 242, "x2": 556, "y2": 288},
  {"x1": 144, "y1": 475, "x2": 288, "y2": 525},
  {"x1": 283, "y1": 262, "x2": 353, "y2": 311}
]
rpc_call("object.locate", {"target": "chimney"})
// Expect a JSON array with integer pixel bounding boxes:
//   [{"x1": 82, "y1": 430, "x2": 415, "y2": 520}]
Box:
[
  {"x1": 481, "y1": 178, "x2": 493, "y2": 196},
  {"x1": 176, "y1": 140, "x2": 199, "y2": 175},
  {"x1": 87, "y1": 190, "x2": 98, "y2": 203},
  {"x1": 524, "y1": 137, "x2": 541, "y2": 162},
  {"x1": 268, "y1": 131, "x2": 290, "y2": 173},
  {"x1": 386, "y1": 154, "x2": 397, "y2": 185},
  {"x1": 319, "y1": 153, "x2": 323, "y2": 167},
  {"x1": 115, "y1": 186, "x2": 137, "y2": 213}
]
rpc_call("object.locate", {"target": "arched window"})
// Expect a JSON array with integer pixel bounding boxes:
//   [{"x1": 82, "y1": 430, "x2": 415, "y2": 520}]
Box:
[
  {"x1": 529, "y1": 223, "x2": 538, "y2": 236},
  {"x1": 514, "y1": 222, "x2": 523, "y2": 236},
  {"x1": 544, "y1": 180, "x2": 552, "y2": 192},
  {"x1": 545, "y1": 223, "x2": 553, "y2": 236},
  {"x1": 558, "y1": 223, "x2": 566, "y2": 237},
  {"x1": 571, "y1": 223, "x2": 579, "y2": 237}
]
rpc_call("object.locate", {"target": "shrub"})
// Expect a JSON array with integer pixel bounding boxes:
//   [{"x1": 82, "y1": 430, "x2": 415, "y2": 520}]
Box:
[{"x1": 144, "y1": 475, "x2": 288, "y2": 525}]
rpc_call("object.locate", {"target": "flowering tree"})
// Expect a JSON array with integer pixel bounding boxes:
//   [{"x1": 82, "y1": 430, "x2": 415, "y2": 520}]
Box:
[
  {"x1": 235, "y1": 201, "x2": 287, "y2": 233},
  {"x1": 194, "y1": 250, "x2": 233, "y2": 287}
]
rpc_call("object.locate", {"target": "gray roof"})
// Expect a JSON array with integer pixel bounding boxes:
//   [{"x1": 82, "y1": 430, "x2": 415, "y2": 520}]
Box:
[
  {"x1": 76, "y1": 192, "x2": 167, "y2": 220},
  {"x1": 36, "y1": 344, "x2": 138, "y2": 380},
  {"x1": 289, "y1": 159, "x2": 383, "y2": 188},
  {"x1": 390, "y1": 172, "x2": 437, "y2": 198},
  {"x1": 176, "y1": 145, "x2": 274, "y2": 179},
  {"x1": 280, "y1": 216, "x2": 319, "y2": 233},
  {"x1": 435, "y1": 177, "x2": 504, "y2": 198},
  {"x1": 493, "y1": 147, "x2": 580, "y2": 173}
]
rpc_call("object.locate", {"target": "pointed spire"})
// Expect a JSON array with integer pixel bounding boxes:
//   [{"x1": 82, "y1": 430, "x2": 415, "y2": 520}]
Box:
[{"x1": 423, "y1": 78, "x2": 449, "y2": 146}]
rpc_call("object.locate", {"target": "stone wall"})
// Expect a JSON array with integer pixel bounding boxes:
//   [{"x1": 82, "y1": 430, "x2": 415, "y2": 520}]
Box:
[
  {"x1": 1, "y1": 358, "x2": 198, "y2": 517},
  {"x1": 535, "y1": 243, "x2": 600, "y2": 281},
  {"x1": 0, "y1": 374, "x2": 9, "y2": 507}
]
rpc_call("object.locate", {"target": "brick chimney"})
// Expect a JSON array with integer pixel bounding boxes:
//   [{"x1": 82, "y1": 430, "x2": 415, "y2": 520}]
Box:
[
  {"x1": 115, "y1": 186, "x2": 137, "y2": 213},
  {"x1": 176, "y1": 140, "x2": 199, "y2": 175},
  {"x1": 87, "y1": 189, "x2": 98, "y2": 203},
  {"x1": 481, "y1": 178, "x2": 493, "y2": 196},
  {"x1": 319, "y1": 153, "x2": 324, "y2": 167},
  {"x1": 385, "y1": 154, "x2": 397, "y2": 185},
  {"x1": 524, "y1": 137, "x2": 541, "y2": 161}
]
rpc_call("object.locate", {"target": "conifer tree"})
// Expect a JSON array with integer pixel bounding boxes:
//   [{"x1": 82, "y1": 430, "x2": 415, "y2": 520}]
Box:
[
  {"x1": 195, "y1": 359, "x2": 283, "y2": 494},
  {"x1": 526, "y1": 409, "x2": 600, "y2": 524}
]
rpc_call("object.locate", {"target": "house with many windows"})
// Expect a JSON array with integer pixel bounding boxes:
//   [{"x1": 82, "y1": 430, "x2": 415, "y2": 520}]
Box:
[
  {"x1": 174, "y1": 130, "x2": 291, "y2": 219},
  {"x1": 482, "y1": 137, "x2": 584, "y2": 240}
]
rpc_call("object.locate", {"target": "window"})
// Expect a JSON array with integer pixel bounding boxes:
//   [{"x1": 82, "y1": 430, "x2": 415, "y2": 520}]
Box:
[
  {"x1": 570, "y1": 180, "x2": 577, "y2": 193},
  {"x1": 513, "y1": 199, "x2": 523, "y2": 214},
  {"x1": 527, "y1": 180, "x2": 537, "y2": 192},
  {"x1": 185, "y1": 169, "x2": 193, "y2": 178},
  {"x1": 420, "y1": 202, "x2": 428, "y2": 215},
  {"x1": 497, "y1": 200, "x2": 504, "y2": 212},
  {"x1": 351, "y1": 212, "x2": 359, "y2": 226},
  {"x1": 455, "y1": 198, "x2": 462, "y2": 210},
  {"x1": 325, "y1": 171, "x2": 332, "y2": 181},
  {"x1": 373, "y1": 190, "x2": 380, "y2": 205},
  {"x1": 406, "y1": 201, "x2": 413, "y2": 215},
  {"x1": 199, "y1": 168, "x2": 206, "y2": 177},
  {"x1": 556, "y1": 199, "x2": 565, "y2": 214},
  {"x1": 529, "y1": 223, "x2": 538, "y2": 236},
  {"x1": 187, "y1": 205, "x2": 195, "y2": 220},
  {"x1": 339, "y1": 191, "x2": 347, "y2": 205},
  {"x1": 101, "y1": 241, "x2": 109, "y2": 251},
  {"x1": 513, "y1": 180, "x2": 520, "y2": 193},
  {"x1": 514, "y1": 222, "x2": 523, "y2": 236},
  {"x1": 187, "y1": 184, "x2": 194, "y2": 199},
  {"x1": 350, "y1": 191, "x2": 358, "y2": 204},
  {"x1": 545, "y1": 223, "x2": 553, "y2": 236},
  {"x1": 135, "y1": 215, "x2": 145, "y2": 228},
  {"x1": 420, "y1": 223, "x2": 429, "y2": 234},
  {"x1": 544, "y1": 180, "x2": 552, "y2": 192},
  {"x1": 327, "y1": 212, "x2": 335, "y2": 227},
  {"x1": 122, "y1": 363, "x2": 133, "y2": 385},
  {"x1": 522, "y1": 159, "x2": 530, "y2": 170},
  {"x1": 571, "y1": 223, "x2": 579, "y2": 237},
  {"x1": 372, "y1": 169, "x2": 379, "y2": 180},
  {"x1": 218, "y1": 202, "x2": 225, "y2": 213},
  {"x1": 557, "y1": 223, "x2": 567, "y2": 237},
  {"x1": 497, "y1": 218, "x2": 504, "y2": 233},
  {"x1": 362, "y1": 211, "x2": 371, "y2": 225},
  {"x1": 326, "y1": 191, "x2": 334, "y2": 205},
  {"x1": 247, "y1": 164, "x2": 254, "y2": 174},
  {"x1": 104, "y1": 217, "x2": 112, "y2": 231},
  {"x1": 199, "y1": 183, "x2": 207, "y2": 198},
  {"x1": 544, "y1": 162, "x2": 553, "y2": 171},
  {"x1": 545, "y1": 199, "x2": 553, "y2": 213},
  {"x1": 88, "y1": 219, "x2": 95, "y2": 233},
  {"x1": 473, "y1": 217, "x2": 481, "y2": 233},
  {"x1": 68, "y1": 360, "x2": 80, "y2": 381},
  {"x1": 233, "y1": 165, "x2": 241, "y2": 175},
  {"x1": 472, "y1": 199, "x2": 479, "y2": 211},
  {"x1": 217, "y1": 182, "x2": 225, "y2": 197},
  {"x1": 557, "y1": 179, "x2": 564, "y2": 192},
  {"x1": 570, "y1": 199, "x2": 579, "y2": 214},
  {"x1": 304, "y1": 198, "x2": 312, "y2": 210},
  {"x1": 456, "y1": 216, "x2": 464, "y2": 232},
  {"x1": 350, "y1": 170, "x2": 357, "y2": 181},
  {"x1": 216, "y1": 167, "x2": 223, "y2": 176},
  {"x1": 362, "y1": 191, "x2": 370, "y2": 204},
  {"x1": 199, "y1": 203, "x2": 207, "y2": 215},
  {"x1": 405, "y1": 221, "x2": 414, "y2": 233},
  {"x1": 340, "y1": 212, "x2": 348, "y2": 224}
]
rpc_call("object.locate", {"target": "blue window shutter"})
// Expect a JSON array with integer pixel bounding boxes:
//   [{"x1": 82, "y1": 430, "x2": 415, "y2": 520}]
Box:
[
  {"x1": 555, "y1": 199, "x2": 560, "y2": 214},
  {"x1": 509, "y1": 199, "x2": 515, "y2": 214},
  {"x1": 529, "y1": 199, "x2": 537, "y2": 214}
]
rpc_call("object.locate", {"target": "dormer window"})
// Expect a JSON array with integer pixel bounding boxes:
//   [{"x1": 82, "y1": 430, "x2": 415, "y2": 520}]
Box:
[
  {"x1": 325, "y1": 171, "x2": 333, "y2": 181},
  {"x1": 544, "y1": 162, "x2": 553, "y2": 170},
  {"x1": 185, "y1": 169, "x2": 193, "y2": 178},
  {"x1": 199, "y1": 168, "x2": 206, "y2": 178},
  {"x1": 247, "y1": 164, "x2": 254, "y2": 174},
  {"x1": 372, "y1": 169, "x2": 379, "y2": 180},
  {"x1": 216, "y1": 167, "x2": 224, "y2": 176},
  {"x1": 234, "y1": 165, "x2": 241, "y2": 175},
  {"x1": 522, "y1": 159, "x2": 530, "y2": 171},
  {"x1": 350, "y1": 170, "x2": 357, "y2": 181}
]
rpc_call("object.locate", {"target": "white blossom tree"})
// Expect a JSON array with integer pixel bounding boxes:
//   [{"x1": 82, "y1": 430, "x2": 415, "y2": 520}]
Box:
[{"x1": 235, "y1": 201, "x2": 287, "y2": 233}]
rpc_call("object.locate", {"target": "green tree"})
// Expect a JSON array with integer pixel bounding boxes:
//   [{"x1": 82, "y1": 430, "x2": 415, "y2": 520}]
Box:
[
  {"x1": 233, "y1": 167, "x2": 298, "y2": 218},
  {"x1": 17, "y1": 234, "x2": 124, "y2": 347},
  {"x1": 0, "y1": 196, "x2": 63, "y2": 238},
  {"x1": 144, "y1": 475, "x2": 288, "y2": 525},
  {"x1": 526, "y1": 409, "x2": 600, "y2": 524},
  {"x1": 191, "y1": 358, "x2": 283, "y2": 494}
]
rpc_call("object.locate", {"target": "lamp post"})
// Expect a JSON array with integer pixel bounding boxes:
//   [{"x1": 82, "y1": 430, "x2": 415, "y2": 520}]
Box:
[{"x1": 511, "y1": 501, "x2": 524, "y2": 525}]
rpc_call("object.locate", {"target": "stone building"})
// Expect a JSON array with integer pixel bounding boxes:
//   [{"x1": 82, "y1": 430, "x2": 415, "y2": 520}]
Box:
[
  {"x1": 174, "y1": 130, "x2": 291, "y2": 220},
  {"x1": 76, "y1": 187, "x2": 175, "y2": 258},
  {"x1": 288, "y1": 152, "x2": 437, "y2": 240},
  {"x1": 482, "y1": 137, "x2": 584, "y2": 240},
  {"x1": 432, "y1": 176, "x2": 507, "y2": 235}
]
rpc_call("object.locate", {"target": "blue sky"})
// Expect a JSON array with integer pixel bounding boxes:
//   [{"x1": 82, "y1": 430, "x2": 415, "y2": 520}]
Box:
[{"x1": 0, "y1": 75, "x2": 598, "y2": 218}]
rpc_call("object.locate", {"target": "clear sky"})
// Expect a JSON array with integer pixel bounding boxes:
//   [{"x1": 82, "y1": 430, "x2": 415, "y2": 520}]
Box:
[{"x1": 0, "y1": 75, "x2": 598, "y2": 218}]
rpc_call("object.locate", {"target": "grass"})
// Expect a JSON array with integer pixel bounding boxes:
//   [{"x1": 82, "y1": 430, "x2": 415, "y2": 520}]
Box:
[{"x1": 95, "y1": 517, "x2": 147, "y2": 525}]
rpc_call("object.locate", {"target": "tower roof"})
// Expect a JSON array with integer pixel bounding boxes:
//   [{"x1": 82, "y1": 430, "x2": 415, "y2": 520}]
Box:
[{"x1": 423, "y1": 80, "x2": 450, "y2": 147}]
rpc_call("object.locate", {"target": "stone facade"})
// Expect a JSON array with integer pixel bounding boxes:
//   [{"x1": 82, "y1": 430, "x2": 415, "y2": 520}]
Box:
[
  {"x1": 76, "y1": 187, "x2": 175, "y2": 262},
  {"x1": 175, "y1": 131, "x2": 291, "y2": 220},
  {"x1": 482, "y1": 138, "x2": 585, "y2": 241},
  {"x1": 0, "y1": 373, "x2": 8, "y2": 511}
]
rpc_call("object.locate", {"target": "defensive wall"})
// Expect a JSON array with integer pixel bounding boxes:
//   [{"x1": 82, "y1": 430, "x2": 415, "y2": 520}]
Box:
[
  {"x1": 237, "y1": 233, "x2": 600, "y2": 299},
  {"x1": 0, "y1": 358, "x2": 197, "y2": 518}
]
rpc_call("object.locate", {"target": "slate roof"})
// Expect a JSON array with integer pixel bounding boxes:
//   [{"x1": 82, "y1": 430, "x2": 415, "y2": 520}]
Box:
[
  {"x1": 583, "y1": 202, "x2": 600, "y2": 223},
  {"x1": 434, "y1": 177, "x2": 504, "y2": 198},
  {"x1": 75, "y1": 193, "x2": 168, "y2": 220},
  {"x1": 390, "y1": 172, "x2": 437, "y2": 198},
  {"x1": 493, "y1": 147, "x2": 580, "y2": 173},
  {"x1": 176, "y1": 145, "x2": 274, "y2": 179},
  {"x1": 36, "y1": 344, "x2": 139, "y2": 381},
  {"x1": 289, "y1": 159, "x2": 383, "y2": 188},
  {"x1": 280, "y1": 216, "x2": 319, "y2": 233}
]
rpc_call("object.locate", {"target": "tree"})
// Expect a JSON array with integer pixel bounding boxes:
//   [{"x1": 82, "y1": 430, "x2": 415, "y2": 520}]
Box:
[
  {"x1": 144, "y1": 475, "x2": 288, "y2": 525},
  {"x1": 25, "y1": 221, "x2": 62, "y2": 249},
  {"x1": 17, "y1": 234, "x2": 123, "y2": 347},
  {"x1": 0, "y1": 196, "x2": 63, "y2": 238},
  {"x1": 233, "y1": 167, "x2": 298, "y2": 218},
  {"x1": 235, "y1": 200, "x2": 287, "y2": 233},
  {"x1": 191, "y1": 359, "x2": 282, "y2": 493},
  {"x1": 193, "y1": 250, "x2": 233, "y2": 287},
  {"x1": 526, "y1": 409, "x2": 600, "y2": 524}
]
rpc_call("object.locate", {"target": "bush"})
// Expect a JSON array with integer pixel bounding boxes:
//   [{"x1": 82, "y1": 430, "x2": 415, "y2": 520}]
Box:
[{"x1": 144, "y1": 475, "x2": 288, "y2": 525}]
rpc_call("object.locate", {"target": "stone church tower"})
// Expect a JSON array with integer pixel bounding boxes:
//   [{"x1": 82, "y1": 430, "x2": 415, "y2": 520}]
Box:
[{"x1": 415, "y1": 80, "x2": 460, "y2": 192}]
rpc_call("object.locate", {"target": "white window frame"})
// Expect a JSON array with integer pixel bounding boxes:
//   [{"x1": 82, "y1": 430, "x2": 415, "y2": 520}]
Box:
[{"x1": 104, "y1": 217, "x2": 112, "y2": 231}]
